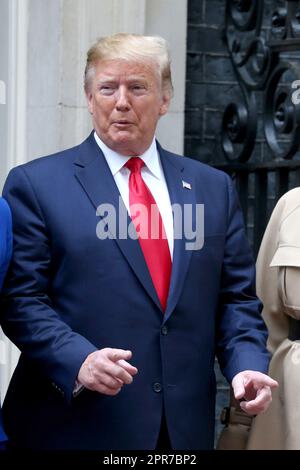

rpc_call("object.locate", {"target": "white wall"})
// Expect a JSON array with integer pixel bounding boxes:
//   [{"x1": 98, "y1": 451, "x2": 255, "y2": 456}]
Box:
[
  {"x1": 0, "y1": 0, "x2": 187, "y2": 399},
  {"x1": 26, "y1": 0, "x2": 187, "y2": 160},
  {"x1": 145, "y1": 0, "x2": 187, "y2": 153}
]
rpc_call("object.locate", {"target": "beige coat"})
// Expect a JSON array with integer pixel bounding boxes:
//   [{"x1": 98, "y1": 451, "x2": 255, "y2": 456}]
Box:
[{"x1": 247, "y1": 188, "x2": 300, "y2": 449}]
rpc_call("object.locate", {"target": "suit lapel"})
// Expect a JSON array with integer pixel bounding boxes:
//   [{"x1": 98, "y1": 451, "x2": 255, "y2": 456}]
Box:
[
  {"x1": 73, "y1": 133, "x2": 162, "y2": 311},
  {"x1": 73, "y1": 134, "x2": 197, "y2": 318},
  {"x1": 158, "y1": 145, "x2": 196, "y2": 322}
]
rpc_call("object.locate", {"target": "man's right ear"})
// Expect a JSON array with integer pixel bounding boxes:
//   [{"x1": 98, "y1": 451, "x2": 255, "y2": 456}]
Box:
[
  {"x1": 86, "y1": 92, "x2": 94, "y2": 115},
  {"x1": 159, "y1": 92, "x2": 171, "y2": 117}
]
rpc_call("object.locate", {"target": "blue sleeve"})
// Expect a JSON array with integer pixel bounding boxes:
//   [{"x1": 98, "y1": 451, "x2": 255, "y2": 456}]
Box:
[
  {"x1": 0, "y1": 411, "x2": 8, "y2": 445},
  {"x1": 0, "y1": 198, "x2": 12, "y2": 291},
  {"x1": 215, "y1": 175, "x2": 270, "y2": 382},
  {"x1": 1, "y1": 168, "x2": 97, "y2": 402},
  {"x1": 0, "y1": 199, "x2": 11, "y2": 444}
]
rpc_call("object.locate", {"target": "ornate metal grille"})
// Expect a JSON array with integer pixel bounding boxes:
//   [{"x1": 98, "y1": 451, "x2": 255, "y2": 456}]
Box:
[{"x1": 221, "y1": 0, "x2": 300, "y2": 254}]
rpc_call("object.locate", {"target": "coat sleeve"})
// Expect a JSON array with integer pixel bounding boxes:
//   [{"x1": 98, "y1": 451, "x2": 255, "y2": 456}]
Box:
[
  {"x1": 1, "y1": 166, "x2": 97, "y2": 402},
  {"x1": 0, "y1": 198, "x2": 12, "y2": 290},
  {"x1": 215, "y1": 175, "x2": 270, "y2": 383}
]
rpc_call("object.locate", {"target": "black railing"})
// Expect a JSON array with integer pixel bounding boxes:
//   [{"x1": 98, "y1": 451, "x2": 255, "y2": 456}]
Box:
[{"x1": 221, "y1": 0, "x2": 300, "y2": 254}]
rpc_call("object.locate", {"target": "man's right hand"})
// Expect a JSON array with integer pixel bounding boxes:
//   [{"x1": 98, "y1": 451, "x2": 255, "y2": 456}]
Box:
[{"x1": 77, "y1": 348, "x2": 138, "y2": 396}]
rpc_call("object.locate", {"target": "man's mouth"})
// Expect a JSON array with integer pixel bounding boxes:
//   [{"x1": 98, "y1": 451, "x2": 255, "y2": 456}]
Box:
[{"x1": 113, "y1": 120, "x2": 133, "y2": 126}]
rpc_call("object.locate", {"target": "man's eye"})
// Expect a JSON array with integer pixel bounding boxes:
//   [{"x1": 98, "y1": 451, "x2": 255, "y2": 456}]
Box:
[
  {"x1": 100, "y1": 86, "x2": 115, "y2": 95},
  {"x1": 132, "y1": 85, "x2": 146, "y2": 93}
]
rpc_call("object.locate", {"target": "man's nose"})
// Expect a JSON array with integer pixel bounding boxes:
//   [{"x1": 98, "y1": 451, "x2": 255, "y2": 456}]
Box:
[{"x1": 115, "y1": 87, "x2": 130, "y2": 111}]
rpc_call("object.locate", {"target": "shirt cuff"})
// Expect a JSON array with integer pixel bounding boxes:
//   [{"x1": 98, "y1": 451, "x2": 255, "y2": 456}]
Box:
[{"x1": 73, "y1": 380, "x2": 84, "y2": 397}]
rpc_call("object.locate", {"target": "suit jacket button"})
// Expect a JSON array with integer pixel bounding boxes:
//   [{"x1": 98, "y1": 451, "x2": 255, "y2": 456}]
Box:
[
  {"x1": 161, "y1": 326, "x2": 168, "y2": 336},
  {"x1": 153, "y1": 382, "x2": 162, "y2": 393}
]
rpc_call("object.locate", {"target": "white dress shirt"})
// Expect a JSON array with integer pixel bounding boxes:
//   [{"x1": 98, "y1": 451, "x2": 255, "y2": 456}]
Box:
[{"x1": 94, "y1": 131, "x2": 174, "y2": 258}]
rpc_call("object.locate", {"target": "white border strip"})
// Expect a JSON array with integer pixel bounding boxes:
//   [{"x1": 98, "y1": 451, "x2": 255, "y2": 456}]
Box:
[
  {"x1": 7, "y1": 0, "x2": 28, "y2": 170},
  {"x1": 1, "y1": 0, "x2": 25, "y2": 401}
]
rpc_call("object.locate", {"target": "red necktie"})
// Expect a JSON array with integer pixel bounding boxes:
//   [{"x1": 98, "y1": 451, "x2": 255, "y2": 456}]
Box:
[{"x1": 126, "y1": 157, "x2": 172, "y2": 311}]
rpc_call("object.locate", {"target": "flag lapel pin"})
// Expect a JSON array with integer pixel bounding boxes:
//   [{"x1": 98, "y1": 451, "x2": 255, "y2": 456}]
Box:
[{"x1": 182, "y1": 180, "x2": 192, "y2": 190}]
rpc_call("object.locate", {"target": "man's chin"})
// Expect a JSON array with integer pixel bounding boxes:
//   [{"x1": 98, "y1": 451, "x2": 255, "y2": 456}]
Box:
[{"x1": 108, "y1": 134, "x2": 141, "y2": 155}]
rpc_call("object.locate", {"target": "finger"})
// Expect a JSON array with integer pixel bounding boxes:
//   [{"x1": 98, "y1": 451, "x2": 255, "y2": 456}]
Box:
[
  {"x1": 240, "y1": 386, "x2": 271, "y2": 415},
  {"x1": 94, "y1": 358, "x2": 135, "y2": 385},
  {"x1": 232, "y1": 377, "x2": 245, "y2": 400},
  {"x1": 265, "y1": 378, "x2": 278, "y2": 389},
  {"x1": 240, "y1": 399, "x2": 270, "y2": 415},
  {"x1": 117, "y1": 359, "x2": 138, "y2": 375},
  {"x1": 112, "y1": 364, "x2": 136, "y2": 385},
  {"x1": 249, "y1": 376, "x2": 278, "y2": 389},
  {"x1": 106, "y1": 349, "x2": 133, "y2": 362},
  {"x1": 96, "y1": 373, "x2": 124, "y2": 390},
  {"x1": 85, "y1": 364, "x2": 125, "y2": 390}
]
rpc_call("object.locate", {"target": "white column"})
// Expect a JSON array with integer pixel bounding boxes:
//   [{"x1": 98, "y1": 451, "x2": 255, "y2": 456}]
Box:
[
  {"x1": 26, "y1": 0, "x2": 62, "y2": 160},
  {"x1": 112, "y1": 0, "x2": 146, "y2": 34},
  {"x1": 7, "y1": 0, "x2": 28, "y2": 169},
  {"x1": 0, "y1": 0, "x2": 9, "y2": 191}
]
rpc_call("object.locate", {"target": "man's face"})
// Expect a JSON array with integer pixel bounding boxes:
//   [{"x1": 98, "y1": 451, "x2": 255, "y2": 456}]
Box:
[{"x1": 86, "y1": 59, "x2": 170, "y2": 156}]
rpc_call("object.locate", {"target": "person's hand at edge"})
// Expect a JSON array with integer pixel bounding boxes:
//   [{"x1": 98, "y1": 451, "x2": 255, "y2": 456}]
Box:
[{"x1": 232, "y1": 370, "x2": 278, "y2": 415}]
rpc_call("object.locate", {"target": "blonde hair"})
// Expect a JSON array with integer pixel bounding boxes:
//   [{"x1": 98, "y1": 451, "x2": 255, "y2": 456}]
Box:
[{"x1": 84, "y1": 33, "x2": 173, "y2": 98}]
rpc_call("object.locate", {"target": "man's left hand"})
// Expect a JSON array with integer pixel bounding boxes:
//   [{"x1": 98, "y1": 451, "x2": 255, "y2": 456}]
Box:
[{"x1": 231, "y1": 370, "x2": 278, "y2": 415}]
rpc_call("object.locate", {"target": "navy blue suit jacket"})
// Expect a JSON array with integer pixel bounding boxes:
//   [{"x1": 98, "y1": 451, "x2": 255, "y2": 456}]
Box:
[
  {"x1": 0, "y1": 198, "x2": 12, "y2": 446},
  {"x1": 1, "y1": 133, "x2": 269, "y2": 450}
]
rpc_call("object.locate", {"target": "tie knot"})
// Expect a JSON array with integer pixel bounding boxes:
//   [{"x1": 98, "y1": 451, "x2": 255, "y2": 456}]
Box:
[{"x1": 125, "y1": 157, "x2": 145, "y2": 174}]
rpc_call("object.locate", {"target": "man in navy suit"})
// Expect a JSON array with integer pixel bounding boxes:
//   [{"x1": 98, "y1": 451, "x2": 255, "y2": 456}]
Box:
[{"x1": 1, "y1": 33, "x2": 277, "y2": 450}]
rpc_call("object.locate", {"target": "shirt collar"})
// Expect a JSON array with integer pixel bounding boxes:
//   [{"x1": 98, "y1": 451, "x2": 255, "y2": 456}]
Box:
[{"x1": 93, "y1": 131, "x2": 161, "y2": 180}]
